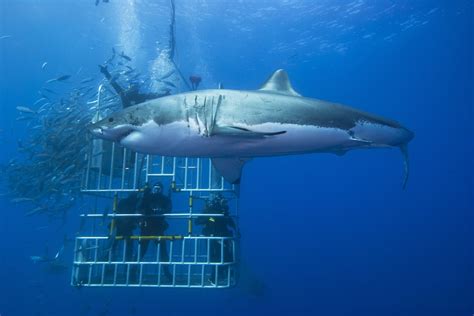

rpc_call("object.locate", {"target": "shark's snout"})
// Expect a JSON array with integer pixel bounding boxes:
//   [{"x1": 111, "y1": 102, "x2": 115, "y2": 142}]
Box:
[{"x1": 87, "y1": 122, "x2": 106, "y2": 137}]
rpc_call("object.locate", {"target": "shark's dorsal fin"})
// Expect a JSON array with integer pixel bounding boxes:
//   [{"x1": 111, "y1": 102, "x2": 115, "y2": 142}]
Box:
[{"x1": 258, "y1": 69, "x2": 301, "y2": 96}]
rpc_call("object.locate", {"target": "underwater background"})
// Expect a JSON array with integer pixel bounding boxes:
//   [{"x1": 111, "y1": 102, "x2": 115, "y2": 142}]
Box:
[{"x1": 0, "y1": 1, "x2": 472, "y2": 315}]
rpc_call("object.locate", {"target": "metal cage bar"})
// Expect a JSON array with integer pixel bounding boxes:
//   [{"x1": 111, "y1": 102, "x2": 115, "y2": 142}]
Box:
[
  {"x1": 74, "y1": 137, "x2": 240, "y2": 288},
  {"x1": 72, "y1": 236, "x2": 238, "y2": 288}
]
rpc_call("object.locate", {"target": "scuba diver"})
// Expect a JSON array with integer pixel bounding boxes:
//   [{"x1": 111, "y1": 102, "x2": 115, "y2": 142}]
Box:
[
  {"x1": 99, "y1": 64, "x2": 170, "y2": 108},
  {"x1": 138, "y1": 182, "x2": 173, "y2": 280},
  {"x1": 189, "y1": 75, "x2": 202, "y2": 90},
  {"x1": 195, "y1": 194, "x2": 237, "y2": 285},
  {"x1": 111, "y1": 192, "x2": 138, "y2": 261}
]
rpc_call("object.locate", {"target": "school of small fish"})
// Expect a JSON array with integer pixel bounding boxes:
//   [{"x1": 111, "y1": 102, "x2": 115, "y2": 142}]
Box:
[{"x1": 0, "y1": 51, "x2": 165, "y2": 219}]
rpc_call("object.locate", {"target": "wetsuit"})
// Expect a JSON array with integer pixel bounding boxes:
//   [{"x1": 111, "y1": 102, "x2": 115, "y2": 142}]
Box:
[
  {"x1": 196, "y1": 200, "x2": 236, "y2": 283},
  {"x1": 138, "y1": 188, "x2": 172, "y2": 280},
  {"x1": 113, "y1": 193, "x2": 138, "y2": 261}
]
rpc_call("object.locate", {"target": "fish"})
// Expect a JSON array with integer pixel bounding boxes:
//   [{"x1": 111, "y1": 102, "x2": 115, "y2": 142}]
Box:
[
  {"x1": 38, "y1": 91, "x2": 51, "y2": 101},
  {"x1": 89, "y1": 69, "x2": 414, "y2": 186},
  {"x1": 27, "y1": 206, "x2": 48, "y2": 216},
  {"x1": 95, "y1": 0, "x2": 109, "y2": 6},
  {"x1": 105, "y1": 48, "x2": 116, "y2": 64},
  {"x1": 2, "y1": 40, "x2": 187, "y2": 218},
  {"x1": 42, "y1": 88, "x2": 57, "y2": 94},
  {"x1": 161, "y1": 80, "x2": 177, "y2": 88},
  {"x1": 30, "y1": 246, "x2": 64, "y2": 263},
  {"x1": 11, "y1": 197, "x2": 34, "y2": 203},
  {"x1": 41, "y1": 62, "x2": 48, "y2": 70},
  {"x1": 56, "y1": 74, "x2": 71, "y2": 81},
  {"x1": 16, "y1": 116, "x2": 34, "y2": 121},
  {"x1": 16, "y1": 106, "x2": 36, "y2": 114},
  {"x1": 80, "y1": 77, "x2": 95, "y2": 84},
  {"x1": 63, "y1": 164, "x2": 76, "y2": 174},
  {"x1": 4, "y1": 85, "x2": 94, "y2": 217},
  {"x1": 159, "y1": 69, "x2": 175, "y2": 80},
  {"x1": 121, "y1": 69, "x2": 135, "y2": 76},
  {"x1": 34, "y1": 98, "x2": 48, "y2": 106},
  {"x1": 0, "y1": 35, "x2": 12, "y2": 40},
  {"x1": 46, "y1": 75, "x2": 71, "y2": 83},
  {"x1": 119, "y1": 51, "x2": 132, "y2": 61}
]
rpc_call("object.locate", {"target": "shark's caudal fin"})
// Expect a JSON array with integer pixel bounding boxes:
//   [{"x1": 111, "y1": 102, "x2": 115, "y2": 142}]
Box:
[
  {"x1": 259, "y1": 69, "x2": 301, "y2": 96},
  {"x1": 400, "y1": 144, "x2": 410, "y2": 189},
  {"x1": 211, "y1": 157, "x2": 249, "y2": 184}
]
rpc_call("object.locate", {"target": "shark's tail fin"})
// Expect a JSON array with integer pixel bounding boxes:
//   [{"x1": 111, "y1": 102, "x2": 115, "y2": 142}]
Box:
[{"x1": 400, "y1": 144, "x2": 410, "y2": 189}]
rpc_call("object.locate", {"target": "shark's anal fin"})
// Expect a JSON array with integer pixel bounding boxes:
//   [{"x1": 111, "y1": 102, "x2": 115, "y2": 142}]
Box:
[
  {"x1": 211, "y1": 157, "x2": 249, "y2": 184},
  {"x1": 213, "y1": 126, "x2": 286, "y2": 138},
  {"x1": 400, "y1": 144, "x2": 410, "y2": 189}
]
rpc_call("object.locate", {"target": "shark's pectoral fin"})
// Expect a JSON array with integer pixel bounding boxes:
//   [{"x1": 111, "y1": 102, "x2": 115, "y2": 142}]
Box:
[
  {"x1": 400, "y1": 144, "x2": 410, "y2": 189},
  {"x1": 211, "y1": 157, "x2": 250, "y2": 184},
  {"x1": 213, "y1": 126, "x2": 286, "y2": 138}
]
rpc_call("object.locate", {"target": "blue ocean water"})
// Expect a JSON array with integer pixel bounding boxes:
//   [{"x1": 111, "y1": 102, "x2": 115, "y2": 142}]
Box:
[{"x1": 0, "y1": 1, "x2": 473, "y2": 315}]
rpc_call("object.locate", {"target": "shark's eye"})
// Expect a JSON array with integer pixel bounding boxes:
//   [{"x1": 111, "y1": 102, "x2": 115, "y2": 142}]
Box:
[{"x1": 108, "y1": 117, "x2": 114, "y2": 122}]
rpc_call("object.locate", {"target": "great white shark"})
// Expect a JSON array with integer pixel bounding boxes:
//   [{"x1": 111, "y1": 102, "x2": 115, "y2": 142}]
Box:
[{"x1": 89, "y1": 70, "x2": 414, "y2": 186}]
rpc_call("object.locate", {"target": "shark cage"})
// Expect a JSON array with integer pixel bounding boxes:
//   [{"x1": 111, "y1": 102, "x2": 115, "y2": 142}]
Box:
[{"x1": 71, "y1": 86, "x2": 240, "y2": 289}]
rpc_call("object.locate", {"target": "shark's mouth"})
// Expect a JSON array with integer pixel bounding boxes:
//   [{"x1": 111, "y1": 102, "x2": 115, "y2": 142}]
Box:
[{"x1": 90, "y1": 124, "x2": 135, "y2": 142}]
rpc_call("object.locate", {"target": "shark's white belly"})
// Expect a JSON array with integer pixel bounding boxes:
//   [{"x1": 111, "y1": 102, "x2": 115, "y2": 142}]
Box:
[{"x1": 120, "y1": 120, "x2": 355, "y2": 157}]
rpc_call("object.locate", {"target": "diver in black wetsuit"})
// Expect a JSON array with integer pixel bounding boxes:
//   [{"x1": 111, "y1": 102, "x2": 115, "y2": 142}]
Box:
[
  {"x1": 196, "y1": 194, "x2": 237, "y2": 285},
  {"x1": 99, "y1": 64, "x2": 170, "y2": 108},
  {"x1": 112, "y1": 193, "x2": 138, "y2": 261},
  {"x1": 138, "y1": 183, "x2": 173, "y2": 281}
]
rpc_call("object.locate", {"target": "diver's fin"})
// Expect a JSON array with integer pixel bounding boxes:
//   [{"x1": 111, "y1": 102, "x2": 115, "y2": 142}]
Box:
[
  {"x1": 258, "y1": 69, "x2": 301, "y2": 96},
  {"x1": 213, "y1": 125, "x2": 286, "y2": 138},
  {"x1": 400, "y1": 144, "x2": 410, "y2": 189},
  {"x1": 211, "y1": 158, "x2": 249, "y2": 184}
]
